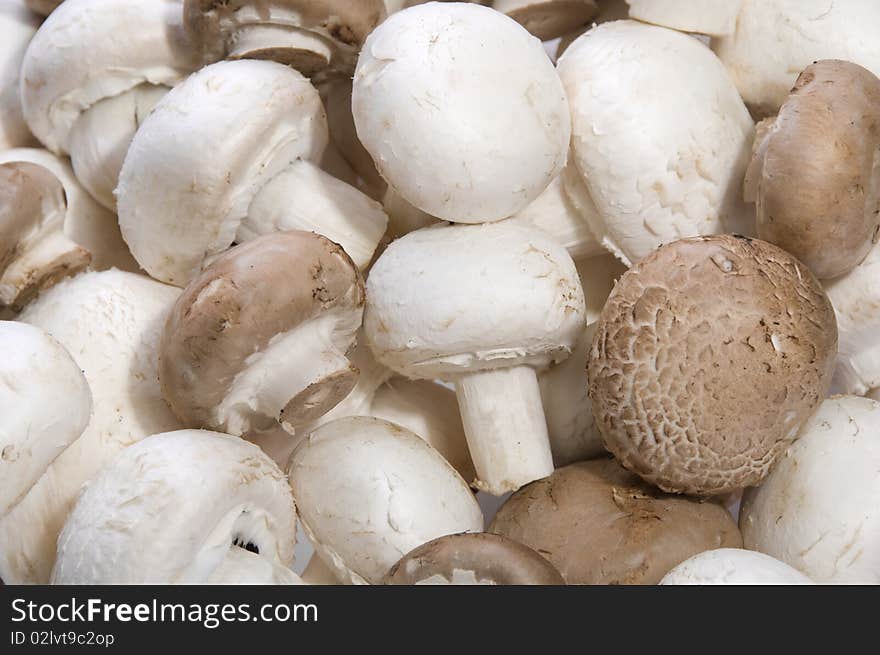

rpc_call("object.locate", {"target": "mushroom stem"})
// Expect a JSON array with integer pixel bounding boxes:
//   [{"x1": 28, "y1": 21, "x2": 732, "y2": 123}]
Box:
[
  {"x1": 215, "y1": 311, "x2": 359, "y2": 435},
  {"x1": 454, "y1": 365, "x2": 554, "y2": 494},
  {"x1": 227, "y1": 24, "x2": 337, "y2": 76}
]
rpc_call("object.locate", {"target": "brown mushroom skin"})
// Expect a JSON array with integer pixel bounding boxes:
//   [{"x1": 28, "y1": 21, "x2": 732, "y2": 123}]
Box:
[
  {"x1": 489, "y1": 459, "x2": 742, "y2": 585},
  {"x1": 384, "y1": 532, "x2": 564, "y2": 585},
  {"x1": 589, "y1": 235, "x2": 837, "y2": 496},
  {"x1": 159, "y1": 230, "x2": 364, "y2": 431},
  {"x1": 752, "y1": 60, "x2": 880, "y2": 279}
]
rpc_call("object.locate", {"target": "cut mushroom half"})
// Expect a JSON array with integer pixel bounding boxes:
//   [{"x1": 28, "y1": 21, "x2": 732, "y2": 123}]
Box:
[
  {"x1": 160, "y1": 231, "x2": 365, "y2": 438},
  {"x1": 0, "y1": 0, "x2": 38, "y2": 150},
  {"x1": 384, "y1": 532, "x2": 565, "y2": 585},
  {"x1": 52, "y1": 430, "x2": 299, "y2": 584},
  {"x1": 20, "y1": 0, "x2": 196, "y2": 210}
]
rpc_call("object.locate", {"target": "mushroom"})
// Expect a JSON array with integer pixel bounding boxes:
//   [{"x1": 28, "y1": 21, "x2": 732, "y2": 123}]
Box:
[
  {"x1": 745, "y1": 60, "x2": 880, "y2": 279},
  {"x1": 0, "y1": 148, "x2": 139, "y2": 309},
  {"x1": 365, "y1": 222, "x2": 586, "y2": 494},
  {"x1": 300, "y1": 554, "x2": 341, "y2": 585},
  {"x1": 53, "y1": 430, "x2": 299, "y2": 584},
  {"x1": 0, "y1": 321, "x2": 91, "y2": 520},
  {"x1": 288, "y1": 416, "x2": 484, "y2": 584},
  {"x1": 183, "y1": 0, "x2": 386, "y2": 78},
  {"x1": 117, "y1": 58, "x2": 387, "y2": 286},
  {"x1": 624, "y1": 0, "x2": 742, "y2": 37},
  {"x1": 352, "y1": 2, "x2": 571, "y2": 223},
  {"x1": 589, "y1": 235, "x2": 838, "y2": 495},
  {"x1": 740, "y1": 395, "x2": 880, "y2": 584},
  {"x1": 493, "y1": 1, "x2": 598, "y2": 41},
  {"x1": 382, "y1": 187, "x2": 438, "y2": 238},
  {"x1": 0, "y1": 0, "x2": 38, "y2": 150},
  {"x1": 20, "y1": 0, "x2": 196, "y2": 210},
  {"x1": 557, "y1": 20, "x2": 755, "y2": 266},
  {"x1": 712, "y1": 0, "x2": 880, "y2": 117},
  {"x1": 160, "y1": 231, "x2": 364, "y2": 438},
  {"x1": 384, "y1": 532, "x2": 565, "y2": 585},
  {"x1": 0, "y1": 270, "x2": 181, "y2": 583},
  {"x1": 490, "y1": 458, "x2": 742, "y2": 584},
  {"x1": 660, "y1": 548, "x2": 813, "y2": 585},
  {"x1": 24, "y1": 0, "x2": 61, "y2": 15}
]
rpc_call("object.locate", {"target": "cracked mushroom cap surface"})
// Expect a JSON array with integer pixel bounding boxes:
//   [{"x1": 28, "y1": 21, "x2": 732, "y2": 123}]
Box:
[
  {"x1": 384, "y1": 532, "x2": 564, "y2": 585},
  {"x1": 160, "y1": 231, "x2": 365, "y2": 437},
  {"x1": 490, "y1": 458, "x2": 742, "y2": 585},
  {"x1": 588, "y1": 235, "x2": 838, "y2": 496},
  {"x1": 749, "y1": 60, "x2": 880, "y2": 280}
]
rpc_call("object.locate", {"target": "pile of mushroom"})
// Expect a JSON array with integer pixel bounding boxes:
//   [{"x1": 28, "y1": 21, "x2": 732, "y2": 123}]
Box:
[{"x1": 1, "y1": 0, "x2": 880, "y2": 587}]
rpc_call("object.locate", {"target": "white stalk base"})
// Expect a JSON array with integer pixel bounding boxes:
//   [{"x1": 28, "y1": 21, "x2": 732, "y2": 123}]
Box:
[
  {"x1": 454, "y1": 366, "x2": 554, "y2": 495},
  {"x1": 208, "y1": 548, "x2": 302, "y2": 585}
]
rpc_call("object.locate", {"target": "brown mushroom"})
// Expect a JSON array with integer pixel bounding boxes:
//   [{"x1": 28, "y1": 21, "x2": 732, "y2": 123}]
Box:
[
  {"x1": 588, "y1": 235, "x2": 838, "y2": 496},
  {"x1": 747, "y1": 60, "x2": 880, "y2": 279},
  {"x1": 384, "y1": 532, "x2": 564, "y2": 585},
  {"x1": 489, "y1": 458, "x2": 742, "y2": 585},
  {"x1": 493, "y1": 1, "x2": 598, "y2": 41},
  {"x1": 159, "y1": 231, "x2": 364, "y2": 437}
]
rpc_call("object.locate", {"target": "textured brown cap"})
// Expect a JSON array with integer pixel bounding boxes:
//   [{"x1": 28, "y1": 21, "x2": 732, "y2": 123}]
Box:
[
  {"x1": 588, "y1": 234, "x2": 838, "y2": 495},
  {"x1": 750, "y1": 60, "x2": 880, "y2": 279},
  {"x1": 384, "y1": 532, "x2": 564, "y2": 585},
  {"x1": 489, "y1": 458, "x2": 742, "y2": 585},
  {"x1": 159, "y1": 231, "x2": 364, "y2": 433}
]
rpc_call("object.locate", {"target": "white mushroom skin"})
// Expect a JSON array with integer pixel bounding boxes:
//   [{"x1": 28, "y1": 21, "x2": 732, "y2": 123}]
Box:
[
  {"x1": 288, "y1": 416, "x2": 484, "y2": 584},
  {"x1": 712, "y1": 0, "x2": 880, "y2": 116},
  {"x1": 660, "y1": 548, "x2": 813, "y2": 585},
  {"x1": 353, "y1": 2, "x2": 571, "y2": 223},
  {"x1": 625, "y1": 0, "x2": 742, "y2": 37},
  {"x1": 740, "y1": 396, "x2": 880, "y2": 584},
  {"x1": 0, "y1": 322, "x2": 91, "y2": 519},
  {"x1": 0, "y1": 270, "x2": 181, "y2": 584},
  {"x1": 53, "y1": 430, "x2": 298, "y2": 584},
  {"x1": 558, "y1": 21, "x2": 755, "y2": 266},
  {"x1": 365, "y1": 222, "x2": 586, "y2": 494},
  {"x1": 0, "y1": 0, "x2": 38, "y2": 150}
]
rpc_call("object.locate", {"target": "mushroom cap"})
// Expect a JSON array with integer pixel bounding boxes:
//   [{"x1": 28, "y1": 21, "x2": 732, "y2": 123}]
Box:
[
  {"x1": 740, "y1": 395, "x2": 880, "y2": 584},
  {"x1": 365, "y1": 222, "x2": 585, "y2": 379},
  {"x1": 589, "y1": 235, "x2": 838, "y2": 495},
  {"x1": 712, "y1": 0, "x2": 880, "y2": 117},
  {"x1": 490, "y1": 458, "x2": 742, "y2": 584},
  {"x1": 117, "y1": 59, "x2": 328, "y2": 286},
  {"x1": 625, "y1": 0, "x2": 742, "y2": 37},
  {"x1": 20, "y1": 0, "x2": 193, "y2": 155},
  {"x1": 384, "y1": 532, "x2": 564, "y2": 585},
  {"x1": 160, "y1": 231, "x2": 364, "y2": 435},
  {"x1": 0, "y1": 270, "x2": 181, "y2": 583},
  {"x1": 288, "y1": 416, "x2": 483, "y2": 584},
  {"x1": 557, "y1": 20, "x2": 754, "y2": 265},
  {"x1": 0, "y1": 0, "x2": 38, "y2": 150},
  {"x1": 0, "y1": 321, "x2": 91, "y2": 518},
  {"x1": 52, "y1": 430, "x2": 297, "y2": 584},
  {"x1": 352, "y1": 2, "x2": 571, "y2": 222},
  {"x1": 751, "y1": 60, "x2": 880, "y2": 279},
  {"x1": 494, "y1": 0, "x2": 599, "y2": 41},
  {"x1": 660, "y1": 548, "x2": 813, "y2": 585}
]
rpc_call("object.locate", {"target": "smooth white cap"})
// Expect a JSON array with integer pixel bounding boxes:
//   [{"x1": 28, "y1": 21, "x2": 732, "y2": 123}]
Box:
[
  {"x1": 660, "y1": 548, "x2": 814, "y2": 585},
  {"x1": 0, "y1": 0, "x2": 38, "y2": 150}
]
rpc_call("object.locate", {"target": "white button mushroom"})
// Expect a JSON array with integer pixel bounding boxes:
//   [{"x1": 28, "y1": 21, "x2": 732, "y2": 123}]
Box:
[
  {"x1": 0, "y1": 270, "x2": 181, "y2": 583},
  {"x1": 20, "y1": 0, "x2": 196, "y2": 210},
  {"x1": 0, "y1": 322, "x2": 91, "y2": 521},
  {"x1": 352, "y1": 2, "x2": 571, "y2": 223},
  {"x1": 659, "y1": 548, "x2": 813, "y2": 585},
  {"x1": 558, "y1": 20, "x2": 755, "y2": 266},
  {"x1": 0, "y1": 0, "x2": 38, "y2": 151},
  {"x1": 625, "y1": 0, "x2": 742, "y2": 37},
  {"x1": 365, "y1": 222, "x2": 586, "y2": 494},
  {"x1": 712, "y1": 0, "x2": 880, "y2": 117},
  {"x1": 740, "y1": 396, "x2": 880, "y2": 584},
  {"x1": 288, "y1": 416, "x2": 484, "y2": 584},
  {"x1": 53, "y1": 430, "x2": 299, "y2": 584},
  {"x1": 117, "y1": 58, "x2": 387, "y2": 286}
]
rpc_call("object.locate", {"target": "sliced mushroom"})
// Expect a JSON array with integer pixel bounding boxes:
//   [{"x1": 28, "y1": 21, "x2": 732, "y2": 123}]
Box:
[
  {"x1": 289, "y1": 416, "x2": 484, "y2": 584},
  {"x1": 365, "y1": 222, "x2": 586, "y2": 494},
  {"x1": 494, "y1": 0, "x2": 598, "y2": 41},
  {"x1": 53, "y1": 430, "x2": 299, "y2": 584},
  {"x1": 160, "y1": 231, "x2": 364, "y2": 437},
  {"x1": 20, "y1": 0, "x2": 196, "y2": 210},
  {"x1": 490, "y1": 458, "x2": 742, "y2": 584},
  {"x1": 660, "y1": 548, "x2": 813, "y2": 585},
  {"x1": 384, "y1": 532, "x2": 564, "y2": 585},
  {"x1": 352, "y1": 2, "x2": 571, "y2": 223},
  {"x1": 740, "y1": 395, "x2": 880, "y2": 584},
  {"x1": 0, "y1": 0, "x2": 38, "y2": 150},
  {"x1": 625, "y1": 0, "x2": 742, "y2": 36}
]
